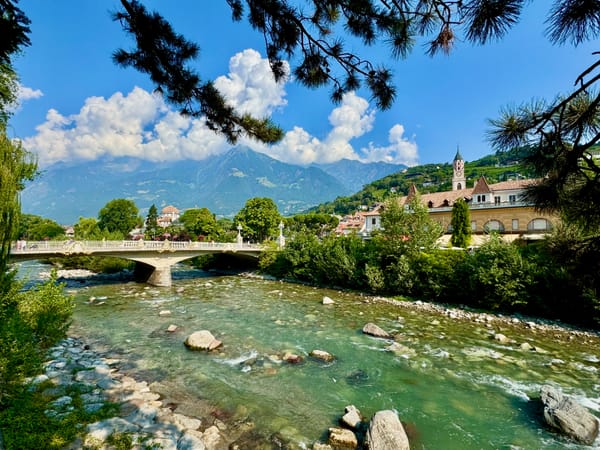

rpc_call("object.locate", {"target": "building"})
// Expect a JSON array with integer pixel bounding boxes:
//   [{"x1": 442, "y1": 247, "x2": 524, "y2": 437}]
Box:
[
  {"x1": 157, "y1": 205, "x2": 180, "y2": 228},
  {"x1": 355, "y1": 150, "x2": 557, "y2": 238}
]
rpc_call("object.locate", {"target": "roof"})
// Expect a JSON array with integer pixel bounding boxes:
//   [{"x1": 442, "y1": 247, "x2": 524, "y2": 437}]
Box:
[
  {"x1": 453, "y1": 147, "x2": 463, "y2": 161},
  {"x1": 472, "y1": 176, "x2": 492, "y2": 194},
  {"x1": 161, "y1": 205, "x2": 179, "y2": 214}
]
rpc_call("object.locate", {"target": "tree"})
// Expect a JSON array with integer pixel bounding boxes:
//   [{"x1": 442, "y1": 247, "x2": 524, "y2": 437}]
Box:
[
  {"x1": 378, "y1": 195, "x2": 443, "y2": 256},
  {"x1": 18, "y1": 214, "x2": 65, "y2": 241},
  {"x1": 450, "y1": 198, "x2": 471, "y2": 248},
  {"x1": 235, "y1": 197, "x2": 281, "y2": 242},
  {"x1": 145, "y1": 204, "x2": 159, "y2": 239},
  {"x1": 284, "y1": 213, "x2": 339, "y2": 237},
  {"x1": 97, "y1": 198, "x2": 140, "y2": 237},
  {"x1": 73, "y1": 217, "x2": 101, "y2": 239},
  {"x1": 179, "y1": 207, "x2": 220, "y2": 240}
]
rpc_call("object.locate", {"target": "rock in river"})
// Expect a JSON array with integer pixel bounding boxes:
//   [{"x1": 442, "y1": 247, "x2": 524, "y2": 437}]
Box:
[
  {"x1": 365, "y1": 410, "x2": 410, "y2": 450},
  {"x1": 362, "y1": 323, "x2": 392, "y2": 339},
  {"x1": 540, "y1": 385, "x2": 599, "y2": 445},
  {"x1": 310, "y1": 349, "x2": 335, "y2": 362},
  {"x1": 184, "y1": 330, "x2": 222, "y2": 351}
]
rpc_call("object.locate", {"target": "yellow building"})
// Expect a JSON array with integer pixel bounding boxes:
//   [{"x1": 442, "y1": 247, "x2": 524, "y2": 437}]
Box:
[{"x1": 399, "y1": 150, "x2": 557, "y2": 236}]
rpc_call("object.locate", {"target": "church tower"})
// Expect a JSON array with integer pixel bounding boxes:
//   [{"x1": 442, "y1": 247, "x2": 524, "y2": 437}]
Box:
[{"x1": 452, "y1": 147, "x2": 466, "y2": 191}]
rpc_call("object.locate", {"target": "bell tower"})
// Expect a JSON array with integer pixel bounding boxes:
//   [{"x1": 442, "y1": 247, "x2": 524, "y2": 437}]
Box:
[{"x1": 452, "y1": 147, "x2": 466, "y2": 191}]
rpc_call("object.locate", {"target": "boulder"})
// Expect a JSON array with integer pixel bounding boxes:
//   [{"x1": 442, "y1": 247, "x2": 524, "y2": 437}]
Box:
[
  {"x1": 328, "y1": 427, "x2": 358, "y2": 449},
  {"x1": 310, "y1": 349, "x2": 335, "y2": 362},
  {"x1": 341, "y1": 405, "x2": 362, "y2": 429},
  {"x1": 540, "y1": 385, "x2": 599, "y2": 445},
  {"x1": 362, "y1": 323, "x2": 392, "y2": 339},
  {"x1": 365, "y1": 410, "x2": 410, "y2": 450},
  {"x1": 166, "y1": 324, "x2": 178, "y2": 333},
  {"x1": 493, "y1": 333, "x2": 510, "y2": 344},
  {"x1": 323, "y1": 296, "x2": 335, "y2": 305},
  {"x1": 184, "y1": 331, "x2": 222, "y2": 351},
  {"x1": 282, "y1": 352, "x2": 303, "y2": 364}
]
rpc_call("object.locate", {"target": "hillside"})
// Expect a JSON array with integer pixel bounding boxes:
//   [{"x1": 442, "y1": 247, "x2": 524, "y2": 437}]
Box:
[{"x1": 310, "y1": 147, "x2": 536, "y2": 215}]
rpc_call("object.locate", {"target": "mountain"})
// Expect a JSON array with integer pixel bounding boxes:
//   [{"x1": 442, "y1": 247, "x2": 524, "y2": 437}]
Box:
[
  {"x1": 21, "y1": 147, "x2": 405, "y2": 224},
  {"x1": 314, "y1": 159, "x2": 406, "y2": 192}
]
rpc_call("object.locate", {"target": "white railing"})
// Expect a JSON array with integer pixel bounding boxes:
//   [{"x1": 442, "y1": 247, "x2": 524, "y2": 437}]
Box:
[{"x1": 10, "y1": 240, "x2": 264, "y2": 255}]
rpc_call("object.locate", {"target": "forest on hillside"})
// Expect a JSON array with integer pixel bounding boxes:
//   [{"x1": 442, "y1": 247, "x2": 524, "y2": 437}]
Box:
[{"x1": 309, "y1": 147, "x2": 536, "y2": 215}]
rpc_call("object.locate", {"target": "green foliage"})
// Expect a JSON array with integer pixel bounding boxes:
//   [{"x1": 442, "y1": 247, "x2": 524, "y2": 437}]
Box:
[
  {"x1": 144, "y1": 204, "x2": 160, "y2": 240},
  {"x1": 18, "y1": 214, "x2": 65, "y2": 241},
  {"x1": 234, "y1": 197, "x2": 281, "y2": 242},
  {"x1": 0, "y1": 380, "x2": 119, "y2": 450},
  {"x1": 179, "y1": 207, "x2": 221, "y2": 240},
  {"x1": 17, "y1": 271, "x2": 73, "y2": 349},
  {"x1": 411, "y1": 250, "x2": 467, "y2": 301},
  {"x1": 50, "y1": 256, "x2": 134, "y2": 274},
  {"x1": 284, "y1": 213, "x2": 339, "y2": 237},
  {"x1": 97, "y1": 198, "x2": 140, "y2": 237},
  {"x1": 450, "y1": 198, "x2": 471, "y2": 248},
  {"x1": 458, "y1": 236, "x2": 532, "y2": 311},
  {"x1": 376, "y1": 195, "x2": 443, "y2": 257}
]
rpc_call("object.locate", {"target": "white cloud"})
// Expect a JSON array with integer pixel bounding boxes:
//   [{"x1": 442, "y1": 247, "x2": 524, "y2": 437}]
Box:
[
  {"x1": 23, "y1": 48, "x2": 418, "y2": 168},
  {"x1": 17, "y1": 83, "x2": 43, "y2": 103},
  {"x1": 259, "y1": 91, "x2": 417, "y2": 165},
  {"x1": 214, "y1": 48, "x2": 288, "y2": 117},
  {"x1": 360, "y1": 124, "x2": 419, "y2": 166}
]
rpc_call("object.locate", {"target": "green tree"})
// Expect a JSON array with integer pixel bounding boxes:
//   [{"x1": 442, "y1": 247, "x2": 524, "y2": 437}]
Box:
[
  {"x1": 179, "y1": 207, "x2": 219, "y2": 240},
  {"x1": 97, "y1": 198, "x2": 140, "y2": 237},
  {"x1": 73, "y1": 216, "x2": 101, "y2": 239},
  {"x1": 145, "y1": 204, "x2": 159, "y2": 239},
  {"x1": 18, "y1": 214, "x2": 64, "y2": 241},
  {"x1": 235, "y1": 197, "x2": 281, "y2": 243},
  {"x1": 450, "y1": 198, "x2": 471, "y2": 248},
  {"x1": 284, "y1": 213, "x2": 339, "y2": 237},
  {"x1": 377, "y1": 195, "x2": 443, "y2": 257}
]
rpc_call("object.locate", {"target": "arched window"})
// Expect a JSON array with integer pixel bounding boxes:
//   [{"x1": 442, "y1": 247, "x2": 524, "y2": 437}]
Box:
[
  {"x1": 527, "y1": 218, "x2": 552, "y2": 231},
  {"x1": 484, "y1": 220, "x2": 505, "y2": 233},
  {"x1": 456, "y1": 183, "x2": 462, "y2": 190},
  {"x1": 442, "y1": 199, "x2": 449, "y2": 207},
  {"x1": 428, "y1": 201, "x2": 434, "y2": 208}
]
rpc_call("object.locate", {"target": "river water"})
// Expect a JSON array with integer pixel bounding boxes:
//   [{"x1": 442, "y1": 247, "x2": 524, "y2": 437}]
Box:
[{"x1": 19, "y1": 262, "x2": 600, "y2": 448}]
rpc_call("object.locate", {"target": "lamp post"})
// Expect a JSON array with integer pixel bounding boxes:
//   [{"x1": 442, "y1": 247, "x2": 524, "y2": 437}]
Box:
[
  {"x1": 277, "y1": 221, "x2": 285, "y2": 248},
  {"x1": 236, "y1": 224, "x2": 243, "y2": 245}
]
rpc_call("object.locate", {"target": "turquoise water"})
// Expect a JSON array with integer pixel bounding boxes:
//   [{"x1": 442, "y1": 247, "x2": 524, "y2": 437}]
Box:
[{"x1": 20, "y1": 263, "x2": 600, "y2": 448}]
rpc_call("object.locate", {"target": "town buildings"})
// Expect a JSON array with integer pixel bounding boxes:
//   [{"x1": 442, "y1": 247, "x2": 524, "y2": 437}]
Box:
[{"x1": 336, "y1": 151, "x2": 557, "y2": 239}]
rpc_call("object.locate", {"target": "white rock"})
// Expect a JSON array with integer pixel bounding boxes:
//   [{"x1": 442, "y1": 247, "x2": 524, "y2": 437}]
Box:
[{"x1": 322, "y1": 296, "x2": 335, "y2": 305}]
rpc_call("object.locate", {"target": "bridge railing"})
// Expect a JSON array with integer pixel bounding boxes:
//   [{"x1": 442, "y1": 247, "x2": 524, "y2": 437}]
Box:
[{"x1": 10, "y1": 240, "x2": 264, "y2": 254}]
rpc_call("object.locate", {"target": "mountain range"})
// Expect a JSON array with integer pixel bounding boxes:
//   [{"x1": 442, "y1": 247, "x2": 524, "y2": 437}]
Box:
[{"x1": 21, "y1": 147, "x2": 405, "y2": 224}]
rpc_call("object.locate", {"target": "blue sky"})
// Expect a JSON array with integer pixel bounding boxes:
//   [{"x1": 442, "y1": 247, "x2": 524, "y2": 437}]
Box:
[{"x1": 10, "y1": 1, "x2": 597, "y2": 168}]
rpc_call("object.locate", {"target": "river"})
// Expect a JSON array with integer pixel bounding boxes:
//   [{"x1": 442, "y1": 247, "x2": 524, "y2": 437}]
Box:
[{"x1": 18, "y1": 262, "x2": 600, "y2": 448}]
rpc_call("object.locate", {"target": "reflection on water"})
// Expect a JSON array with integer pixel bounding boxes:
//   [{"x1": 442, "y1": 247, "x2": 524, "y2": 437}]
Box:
[{"x1": 18, "y1": 262, "x2": 600, "y2": 448}]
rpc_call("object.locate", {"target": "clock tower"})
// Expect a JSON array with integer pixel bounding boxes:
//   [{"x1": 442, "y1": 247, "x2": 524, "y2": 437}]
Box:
[{"x1": 452, "y1": 147, "x2": 466, "y2": 191}]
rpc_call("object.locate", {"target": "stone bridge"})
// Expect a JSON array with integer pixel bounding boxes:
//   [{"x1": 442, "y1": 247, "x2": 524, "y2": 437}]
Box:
[{"x1": 10, "y1": 240, "x2": 265, "y2": 287}]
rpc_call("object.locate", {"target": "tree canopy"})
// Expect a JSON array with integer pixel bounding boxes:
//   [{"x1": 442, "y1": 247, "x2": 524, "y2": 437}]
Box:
[
  {"x1": 235, "y1": 197, "x2": 281, "y2": 242},
  {"x1": 97, "y1": 198, "x2": 140, "y2": 237},
  {"x1": 450, "y1": 198, "x2": 471, "y2": 248}
]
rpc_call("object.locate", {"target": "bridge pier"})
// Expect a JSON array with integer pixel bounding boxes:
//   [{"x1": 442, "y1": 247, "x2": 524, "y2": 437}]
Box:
[{"x1": 133, "y1": 261, "x2": 173, "y2": 287}]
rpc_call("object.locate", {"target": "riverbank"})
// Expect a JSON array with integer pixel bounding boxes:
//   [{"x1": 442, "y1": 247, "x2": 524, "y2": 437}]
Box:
[{"x1": 13, "y1": 268, "x2": 599, "y2": 449}]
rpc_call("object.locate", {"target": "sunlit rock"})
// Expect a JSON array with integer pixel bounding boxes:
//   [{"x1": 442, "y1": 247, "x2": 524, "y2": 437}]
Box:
[
  {"x1": 323, "y1": 296, "x2": 335, "y2": 305},
  {"x1": 365, "y1": 410, "x2": 410, "y2": 450},
  {"x1": 328, "y1": 426, "x2": 358, "y2": 449},
  {"x1": 167, "y1": 324, "x2": 178, "y2": 333},
  {"x1": 540, "y1": 385, "x2": 599, "y2": 445},
  {"x1": 341, "y1": 405, "x2": 362, "y2": 430},
  {"x1": 282, "y1": 352, "x2": 303, "y2": 364},
  {"x1": 184, "y1": 331, "x2": 222, "y2": 351},
  {"x1": 362, "y1": 323, "x2": 392, "y2": 339},
  {"x1": 310, "y1": 349, "x2": 335, "y2": 362}
]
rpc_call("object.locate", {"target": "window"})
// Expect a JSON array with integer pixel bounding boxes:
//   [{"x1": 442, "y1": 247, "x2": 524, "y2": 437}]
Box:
[
  {"x1": 509, "y1": 195, "x2": 517, "y2": 204},
  {"x1": 428, "y1": 201, "x2": 434, "y2": 208},
  {"x1": 484, "y1": 220, "x2": 505, "y2": 232},
  {"x1": 456, "y1": 183, "x2": 462, "y2": 190},
  {"x1": 371, "y1": 218, "x2": 376, "y2": 225},
  {"x1": 512, "y1": 219, "x2": 519, "y2": 230},
  {"x1": 528, "y1": 218, "x2": 552, "y2": 231},
  {"x1": 477, "y1": 195, "x2": 487, "y2": 203},
  {"x1": 494, "y1": 196, "x2": 501, "y2": 205},
  {"x1": 471, "y1": 220, "x2": 477, "y2": 231}
]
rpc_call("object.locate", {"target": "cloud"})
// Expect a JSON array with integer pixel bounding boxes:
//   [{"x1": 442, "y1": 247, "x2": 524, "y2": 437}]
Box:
[
  {"x1": 214, "y1": 48, "x2": 289, "y2": 117},
  {"x1": 17, "y1": 83, "x2": 43, "y2": 103},
  {"x1": 258, "y1": 91, "x2": 417, "y2": 165},
  {"x1": 360, "y1": 124, "x2": 419, "y2": 166},
  {"x1": 23, "y1": 48, "x2": 417, "y2": 168}
]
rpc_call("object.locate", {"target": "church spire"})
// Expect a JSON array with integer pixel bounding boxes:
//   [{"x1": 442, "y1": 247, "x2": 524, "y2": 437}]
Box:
[{"x1": 452, "y1": 147, "x2": 466, "y2": 191}]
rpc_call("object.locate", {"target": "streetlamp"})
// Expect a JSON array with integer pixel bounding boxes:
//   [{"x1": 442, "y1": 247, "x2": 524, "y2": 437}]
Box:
[
  {"x1": 236, "y1": 224, "x2": 243, "y2": 245},
  {"x1": 277, "y1": 221, "x2": 285, "y2": 248}
]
